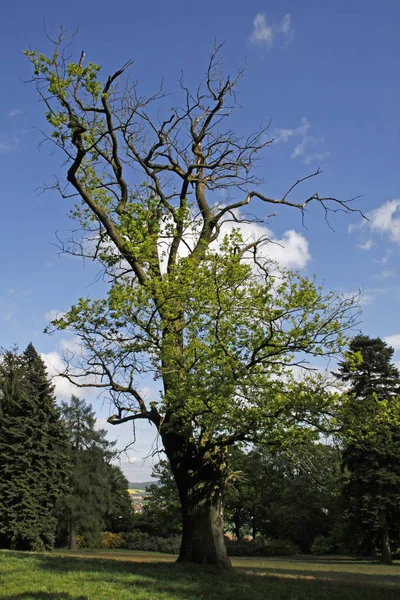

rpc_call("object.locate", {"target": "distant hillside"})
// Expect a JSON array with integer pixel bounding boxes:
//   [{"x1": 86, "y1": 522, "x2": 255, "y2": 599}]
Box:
[{"x1": 127, "y1": 481, "x2": 154, "y2": 491}]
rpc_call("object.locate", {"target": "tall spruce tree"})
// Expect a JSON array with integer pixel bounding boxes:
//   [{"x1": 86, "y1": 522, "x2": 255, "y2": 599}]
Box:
[
  {"x1": 103, "y1": 464, "x2": 135, "y2": 533},
  {"x1": 0, "y1": 345, "x2": 70, "y2": 551},
  {"x1": 335, "y1": 335, "x2": 400, "y2": 563},
  {"x1": 56, "y1": 395, "x2": 114, "y2": 549}
]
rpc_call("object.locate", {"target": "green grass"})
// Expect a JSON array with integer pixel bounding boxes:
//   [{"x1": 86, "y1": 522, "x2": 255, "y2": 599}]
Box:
[{"x1": 1, "y1": 549, "x2": 400, "y2": 600}]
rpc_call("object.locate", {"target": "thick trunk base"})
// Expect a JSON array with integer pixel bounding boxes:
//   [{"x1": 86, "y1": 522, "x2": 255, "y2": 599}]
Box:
[
  {"x1": 177, "y1": 502, "x2": 233, "y2": 571},
  {"x1": 70, "y1": 529, "x2": 77, "y2": 551},
  {"x1": 162, "y1": 429, "x2": 232, "y2": 571},
  {"x1": 379, "y1": 512, "x2": 392, "y2": 564}
]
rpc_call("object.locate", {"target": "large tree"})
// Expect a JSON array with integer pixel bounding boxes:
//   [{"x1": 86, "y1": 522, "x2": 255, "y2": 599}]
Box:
[
  {"x1": 136, "y1": 460, "x2": 182, "y2": 538},
  {"x1": 0, "y1": 345, "x2": 69, "y2": 551},
  {"x1": 103, "y1": 463, "x2": 135, "y2": 534},
  {"x1": 26, "y1": 31, "x2": 361, "y2": 569},
  {"x1": 335, "y1": 336, "x2": 400, "y2": 563},
  {"x1": 56, "y1": 395, "x2": 114, "y2": 549},
  {"x1": 223, "y1": 444, "x2": 340, "y2": 550}
]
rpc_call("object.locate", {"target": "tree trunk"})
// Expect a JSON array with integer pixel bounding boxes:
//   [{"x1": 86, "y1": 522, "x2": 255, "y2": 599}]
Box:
[
  {"x1": 163, "y1": 431, "x2": 233, "y2": 571},
  {"x1": 234, "y1": 510, "x2": 241, "y2": 541},
  {"x1": 178, "y1": 490, "x2": 232, "y2": 570},
  {"x1": 69, "y1": 522, "x2": 77, "y2": 551},
  {"x1": 379, "y1": 511, "x2": 392, "y2": 564}
]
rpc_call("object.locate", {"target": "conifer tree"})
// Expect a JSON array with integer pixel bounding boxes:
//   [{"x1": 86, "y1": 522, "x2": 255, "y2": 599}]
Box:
[
  {"x1": 103, "y1": 464, "x2": 135, "y2": 533},
  {"x1": 56, "y1": 395, "x2": 114, "y2": 549},
  {"x1": 335, "y1": 335, "x2": 400, "y2": 563},
  {"x1": 0, "y1": 345, "x2": 69, "y2": 551}
]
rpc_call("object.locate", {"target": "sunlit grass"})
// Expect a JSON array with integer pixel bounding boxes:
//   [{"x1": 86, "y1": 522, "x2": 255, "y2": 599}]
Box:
[{"x1": 1, "y1": 549, "x2": 399, "y2": 600}]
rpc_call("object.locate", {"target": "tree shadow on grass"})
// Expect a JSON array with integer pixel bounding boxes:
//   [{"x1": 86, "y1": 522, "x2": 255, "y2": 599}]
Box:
[
  {"x1": 0, "y1": 594, "x2": 88, "y2": 600},
  {"x1": 4, "y1": 552, "x2": 400, "y2": 600},
  {"x1": 267, "y1": 555, "x2": 400, "y2": 566},
  {"x1": 236, "y1": 565, "x2": 400, "y2": 590}
]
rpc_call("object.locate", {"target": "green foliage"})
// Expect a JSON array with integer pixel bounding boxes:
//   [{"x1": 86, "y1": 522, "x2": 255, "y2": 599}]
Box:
[
  {"x1": 24, "y1": 40, "x2": 358, "y2": 451},
  {"x1": 225, "y1": 538, "x2": 299, "y2": 557},
  {"x1": 124, "y1": 531, "x2": 181, "y2": 554},
  {"x1": 0, "y1": 345, "x2": 70, "y2": 551},
  {"x1": 136, "y1": 461, "x2": 181, "y2": 538},
  {"x1": 55, "y1": 396, "x2": 115, "y2": 548},
  {"x1": 225, "y1": 444, "x2": 342, "y2": 552},
  {"x1": 311, "y1": 535, "x2": 335, "y2": 555},
  {"x1": 25, "y1": 34, "x2": 361, "y2": 566},
  {"x1": 103, "y1": 464, "x2": 135, "y2": 533},
  {"x1": 100, "y1": 531, "x2": 126, "y2": 549},
  {"x1": 335, "y1": 335, "x2": 400, "y2": 560},
  {"x1": 3, "y1": 551, "x2": 400, "y2": 600}
]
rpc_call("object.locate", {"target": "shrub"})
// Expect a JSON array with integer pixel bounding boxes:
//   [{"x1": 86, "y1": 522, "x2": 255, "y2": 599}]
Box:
[
  {"x1": 101, "y1": 532, "x2": 126, "y2": 549},
  {"x1": 124, "y1": 531, "x2": 180, "y2": 554},
  {"x1": 76, "y1": 535, "x2": 86, "y2": 549},
  {"x1": 311, "y1": 535, "x2": 332, "y2": 555},
  {"x1": 311, "y1": 535, "x2": 334, "y2": 555},
  {"x1": 225, "y1": 537, "x2": 299, "y2": 557}
]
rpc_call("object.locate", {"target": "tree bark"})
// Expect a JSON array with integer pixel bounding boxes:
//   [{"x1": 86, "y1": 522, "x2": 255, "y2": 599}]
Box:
[
  {"x1": 163, "y1": 431, "x2": 233, "y2": 571},
  {"x1": 69, "y1": 522, "x2": 77, "y2": 551},
  {"x1": 178, "y1": 490, "x2": 231, "y2": 570},
  {"x1": 379, "y1": 510, "x2": 392, "y2": 564},
  {"x1": 234, "y1": 511, "x2": 241, "y2": 541}
]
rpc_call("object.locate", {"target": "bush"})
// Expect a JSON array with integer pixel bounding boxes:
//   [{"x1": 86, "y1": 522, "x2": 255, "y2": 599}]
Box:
[
  {"x1": 310, "y1": 535, "x2": 334, "y2": 555},
  {"x1": 225, "y1": 537, "x2": 299, "y2": 557},
  {"x1": 101, "y1": 532, "x2": 126, "y2": 549},
  {"x1": 124, "y1": 531, "x2": 180, "y2": 554}
]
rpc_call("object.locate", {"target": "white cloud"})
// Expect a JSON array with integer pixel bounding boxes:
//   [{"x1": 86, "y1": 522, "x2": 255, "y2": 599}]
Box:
[
  {"x1": 249, "y1": 13, "x2": 293, "y2": 48},
  {"x1": 373, "y1": 268, "x2": 396, "y2": 280},
  {"x1": 384, "y1": 334, "x2": 400, "y2": 351},
  {"x1": 280, "y1": 14, "x2": 292, "y2": 38},
  {"x1": 274, "y1": 117, "x2": 310, "y2": 145},
  {"x1": 367, "y1": 199, "x2": 400, "y2": 243},
  {"x1": 41, "y1": 337, "x2": 97, "y2": 401},
  {"x1": 348, "y1": 199, "x2": 400, "y2": 248},
  {"x1": 0, "y1": 134, "x2": 17, "y2": 153},
  {"x1": 45, "y1": 308, "x2": 66, "y2": 323},
  {"x1": 375, "y1": 250, "x2": 391, "y2": 265},
  {"x1": 357, "y1": 240, "x2": 373, "y2": 250},
  {"x1": 59, "y1": 336, "x2": 83, "y2": 355},
  {"x1": 273, "y1": 117, "x2": 329, "y2": 165},
  {"x1": 4, "y1": 307, "x2": 16, "y2": 321},
  {"x1": 260, "y1": 229, "x2": 310, "y2": 270},
  {"x1": 8, "y1": 108, "x2": 23, "y2": 118},
  {"x1": 348, "y1": 223, "x2": 359, "y2": 234},
  {"x1": 213, "y1": 215, "x2": 311, "y2": 270},
  {"x1": 157, "y1": 209, "x2": 311, "y2": 275},
  {"x1": 41, "y1": 350, "x2": 81, "y2": 401}
]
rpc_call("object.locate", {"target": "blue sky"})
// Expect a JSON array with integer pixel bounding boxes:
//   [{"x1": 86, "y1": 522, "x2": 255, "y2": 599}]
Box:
[{"x1": 1, "y1": 1, "x2": 400, "y2": 479}]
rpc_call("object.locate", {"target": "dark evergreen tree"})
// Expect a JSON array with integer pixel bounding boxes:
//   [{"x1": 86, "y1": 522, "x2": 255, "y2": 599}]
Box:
[
  {"x1": 103, "y1": 463, "x2": 135, "y2": 533},
  {"x1": 335, "y1": 335, "x2": 400, "y2": 563},
  {"x1": 56, "y1": 395, "x2": 114, "y2": 549},
  {"x1": 136, "y1": 460, "x2": 182, "y2": 538},
  {"x1": 0, "y1": 345, "x2": 70, "y2": 551},
  {"x1": 224, "y1": 444, "x2": 340, "y2": 551}
]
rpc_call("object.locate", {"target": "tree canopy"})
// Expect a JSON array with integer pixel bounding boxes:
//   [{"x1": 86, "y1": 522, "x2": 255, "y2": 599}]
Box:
[
  {"x1": 335, "y1": 335, "x2": 400, "y2": 563},
  {"x1": 26, "y1": 29, "x2": 361, "y2": 569},
  {"x1": 56, "y1": 395, "x2": 115, "y2": 549},
  {"x1": 0, "y1": 345, "x2": 70, "y2": 551}
]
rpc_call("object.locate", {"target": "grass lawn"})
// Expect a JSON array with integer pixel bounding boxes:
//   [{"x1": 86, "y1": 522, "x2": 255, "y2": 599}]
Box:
[{"x1": 1, "y1": 549, "x2": 400, "y2": 600}]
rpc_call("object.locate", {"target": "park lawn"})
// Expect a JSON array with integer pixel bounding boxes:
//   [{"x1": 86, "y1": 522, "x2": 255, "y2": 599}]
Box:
[{"x1": 1, "y1": 550, "x2": 400, "y2": 600}]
